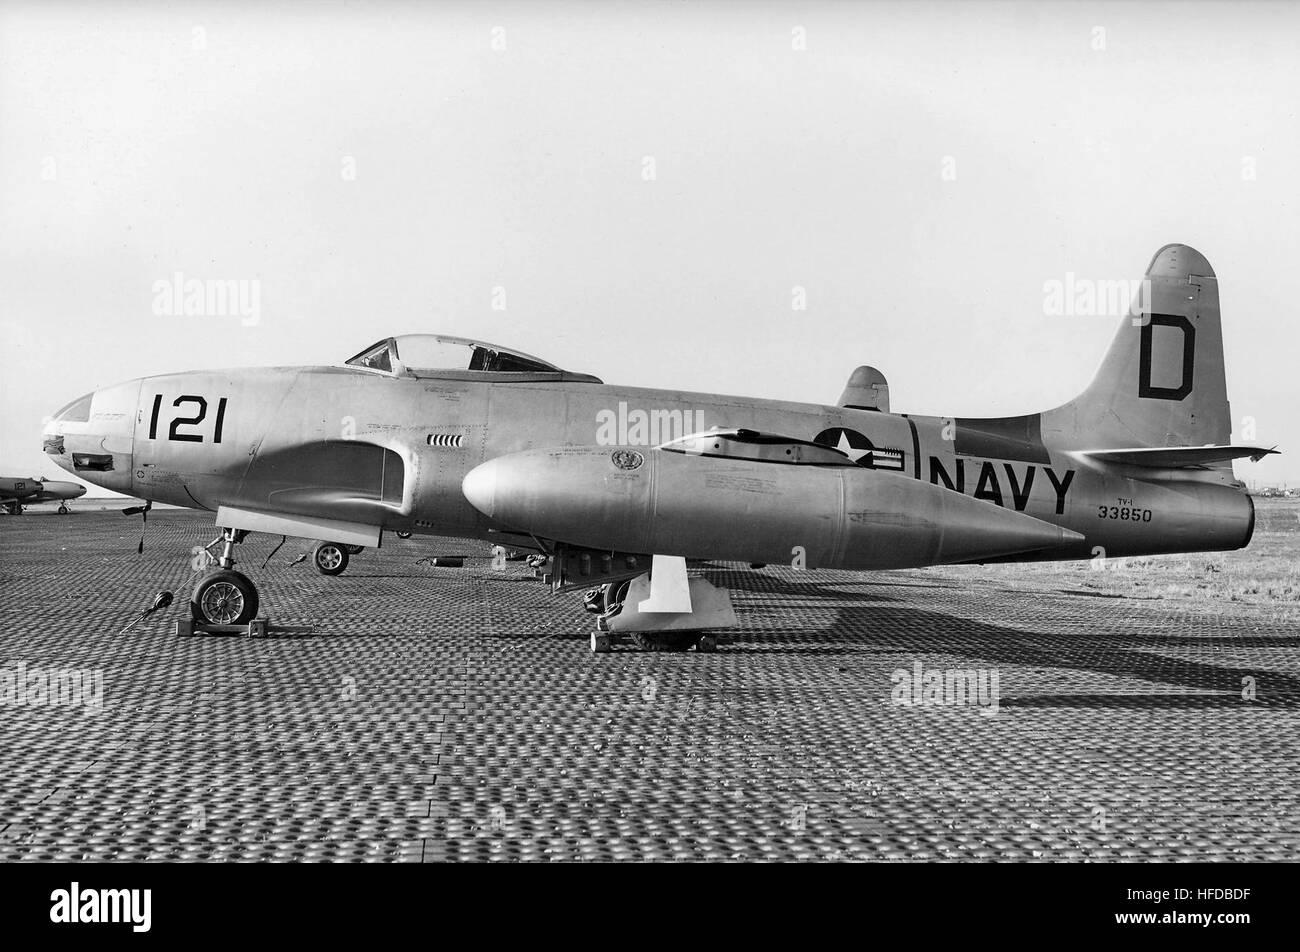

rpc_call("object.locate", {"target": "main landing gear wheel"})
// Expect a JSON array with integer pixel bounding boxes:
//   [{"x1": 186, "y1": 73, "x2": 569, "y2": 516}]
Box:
[
  {"x1": 191, "y1": 569, "x2": 259, "y2": 626},
  {"x1": 589, "y1": 559, "x2": 736, "y2": 653},
  {"x1": 395, "y1": 531, "x2": 412, "y2": 539},
  {"x1": 589, "y1": 580, "x2": 710, "y2": 651},
  {"x1": 313, "y1": 541, "x2": 349, "y2": 576},
  {"x1": 57, "y1": 505, "x2": 69, "y2": 514},
  {"x1": 629, "y1": 631, "x2": 705, "y2": 652}
]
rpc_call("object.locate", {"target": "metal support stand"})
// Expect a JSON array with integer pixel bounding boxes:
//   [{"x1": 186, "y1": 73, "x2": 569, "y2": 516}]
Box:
[
  {"x1": 587, "y1": 562, "x2": 735, "y2": 653},
  {"x1": 589, "y1": 629, "x2": 719, "y2": 654}
]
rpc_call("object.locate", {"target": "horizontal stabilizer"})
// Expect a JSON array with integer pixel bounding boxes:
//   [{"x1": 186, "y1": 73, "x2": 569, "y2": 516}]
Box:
[{"x1": 1080, "y1": 445, "x2": 1279, "y2": 468}]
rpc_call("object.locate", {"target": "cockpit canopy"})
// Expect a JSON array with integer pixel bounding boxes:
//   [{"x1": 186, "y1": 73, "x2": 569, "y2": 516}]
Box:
[{"x1": 344, "y1": 334, "x2": 601, "y2": 383}]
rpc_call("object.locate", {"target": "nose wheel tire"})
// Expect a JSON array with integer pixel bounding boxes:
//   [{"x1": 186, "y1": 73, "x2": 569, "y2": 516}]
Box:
[
  {"x1": 191, "y1": 570, "x2": 259, "y2": 626},
  {"x1": 395, "y1": 531, "x2": 412, "y2": 539},
  {"x1": 57, "y1": 505, "x2": 69, "y2": 514},
  {"x1": 313, "y1": 541, "x2": 350, "y2": 576}
]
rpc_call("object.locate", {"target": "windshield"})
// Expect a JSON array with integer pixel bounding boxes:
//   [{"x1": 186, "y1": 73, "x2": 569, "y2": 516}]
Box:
[
  {"x1": 347, "y1": 340, "x2": 394, "y2": 373},
  {"x1": 344, "y1": 335, "x2": 563, "y2": 377}
]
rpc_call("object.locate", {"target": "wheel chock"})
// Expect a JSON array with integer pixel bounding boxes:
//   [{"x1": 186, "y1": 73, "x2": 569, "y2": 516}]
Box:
[{"x1": 176, "y1": 617, "x2": 271, "y2": 639}]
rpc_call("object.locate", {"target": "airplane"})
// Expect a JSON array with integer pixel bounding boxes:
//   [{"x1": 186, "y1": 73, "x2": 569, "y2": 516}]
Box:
[
  {"x1": 0, "y1": 475, "x2": 86, "y2": 514},
  {"x1": 40, "y1": 244, "x2": 1277, "y2": 650}
]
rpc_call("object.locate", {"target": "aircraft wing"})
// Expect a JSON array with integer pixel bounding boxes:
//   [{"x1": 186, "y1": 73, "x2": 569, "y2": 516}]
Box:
[{"x1": 1080, "y1": 445, "x2": 1279, "y2": 468}]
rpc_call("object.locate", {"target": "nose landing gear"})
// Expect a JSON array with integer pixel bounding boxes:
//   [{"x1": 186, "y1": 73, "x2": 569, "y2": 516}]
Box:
[
  {"x1": 190, "y1": 528, "x2": 260, "y2": 626},
  {"x1": 192, "y1": 570, "x2": 259, "y2": 625}
]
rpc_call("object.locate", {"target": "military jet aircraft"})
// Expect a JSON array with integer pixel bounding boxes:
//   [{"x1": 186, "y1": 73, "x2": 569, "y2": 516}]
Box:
[
  {"x1": 0, "y1": 475, "x2": 86, "y2": 514},
  {"x1": 41, "y1": 245, "x2": 1276, "y2": 649}
]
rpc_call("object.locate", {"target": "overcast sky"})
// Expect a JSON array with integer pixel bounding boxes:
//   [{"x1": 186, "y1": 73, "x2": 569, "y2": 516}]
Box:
[{"x1": 2, "y1": 0, "x2": 1297, "y2": 488}]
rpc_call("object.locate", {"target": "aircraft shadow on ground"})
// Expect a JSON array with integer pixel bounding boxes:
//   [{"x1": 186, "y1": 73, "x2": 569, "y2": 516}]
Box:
[
  {"x1": 227, "y1": 565, "x2": 1299, "y2": 709},
  {"x1": 706, "y1": 569, "x2": 1300, "y2": 710},
  {"x1": 339, "y1": 572, "x2": 483, "y2": 580}
]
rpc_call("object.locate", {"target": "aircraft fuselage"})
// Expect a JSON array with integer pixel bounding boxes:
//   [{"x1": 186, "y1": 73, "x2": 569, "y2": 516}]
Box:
[{"x1": 46, "y1": 366, "x2": 1253, "y2": 563}]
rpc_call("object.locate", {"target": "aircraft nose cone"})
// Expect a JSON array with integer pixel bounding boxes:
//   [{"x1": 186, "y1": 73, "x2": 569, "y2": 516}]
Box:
[
  {"x1": 42, "y1": 417, "x2": 69, "y2": 470},
  {"x1": 462, "y1": 459, "x2": 499, "y2": 518},
  {"x1": 43, "y1": 381, "x2": 140, "y2": 493}
]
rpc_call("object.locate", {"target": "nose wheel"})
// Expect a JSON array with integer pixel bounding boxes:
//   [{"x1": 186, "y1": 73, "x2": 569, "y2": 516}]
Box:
[
  {"x1": 190, "y1": 528, "x2": 261, "y2": 626},
  {"x1": 191, "y1": 569, "x2": 259, "y2": 625}
]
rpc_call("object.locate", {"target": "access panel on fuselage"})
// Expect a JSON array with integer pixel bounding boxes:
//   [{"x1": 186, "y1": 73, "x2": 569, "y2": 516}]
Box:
[{"x1": 410, "y1": 379, "x2": 491, "y2": 531}]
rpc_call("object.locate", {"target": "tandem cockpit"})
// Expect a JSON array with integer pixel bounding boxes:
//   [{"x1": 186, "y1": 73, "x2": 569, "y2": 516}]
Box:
[{"x1": 344, "y1": 334, "x2": 603, "y2": 383}]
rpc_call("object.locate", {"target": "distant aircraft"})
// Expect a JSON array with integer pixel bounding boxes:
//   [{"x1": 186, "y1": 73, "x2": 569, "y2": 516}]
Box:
[
  {"x1": 0, "y1": 476, "x2": 86, "y2": 515},
  {"x1": 42, "y1": 244, "x2": 1277, "y2": 649}
]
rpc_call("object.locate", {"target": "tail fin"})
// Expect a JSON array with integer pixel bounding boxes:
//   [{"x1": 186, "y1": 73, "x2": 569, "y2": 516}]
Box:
[{"x1": 1043, "y1": 244, "x2": 1231, "y2": 449}]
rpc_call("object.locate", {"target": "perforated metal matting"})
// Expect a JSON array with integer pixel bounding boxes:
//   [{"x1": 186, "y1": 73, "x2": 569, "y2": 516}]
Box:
[{"x1": 0, "y1": 511, "x2": 1296, "y2": 861}]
